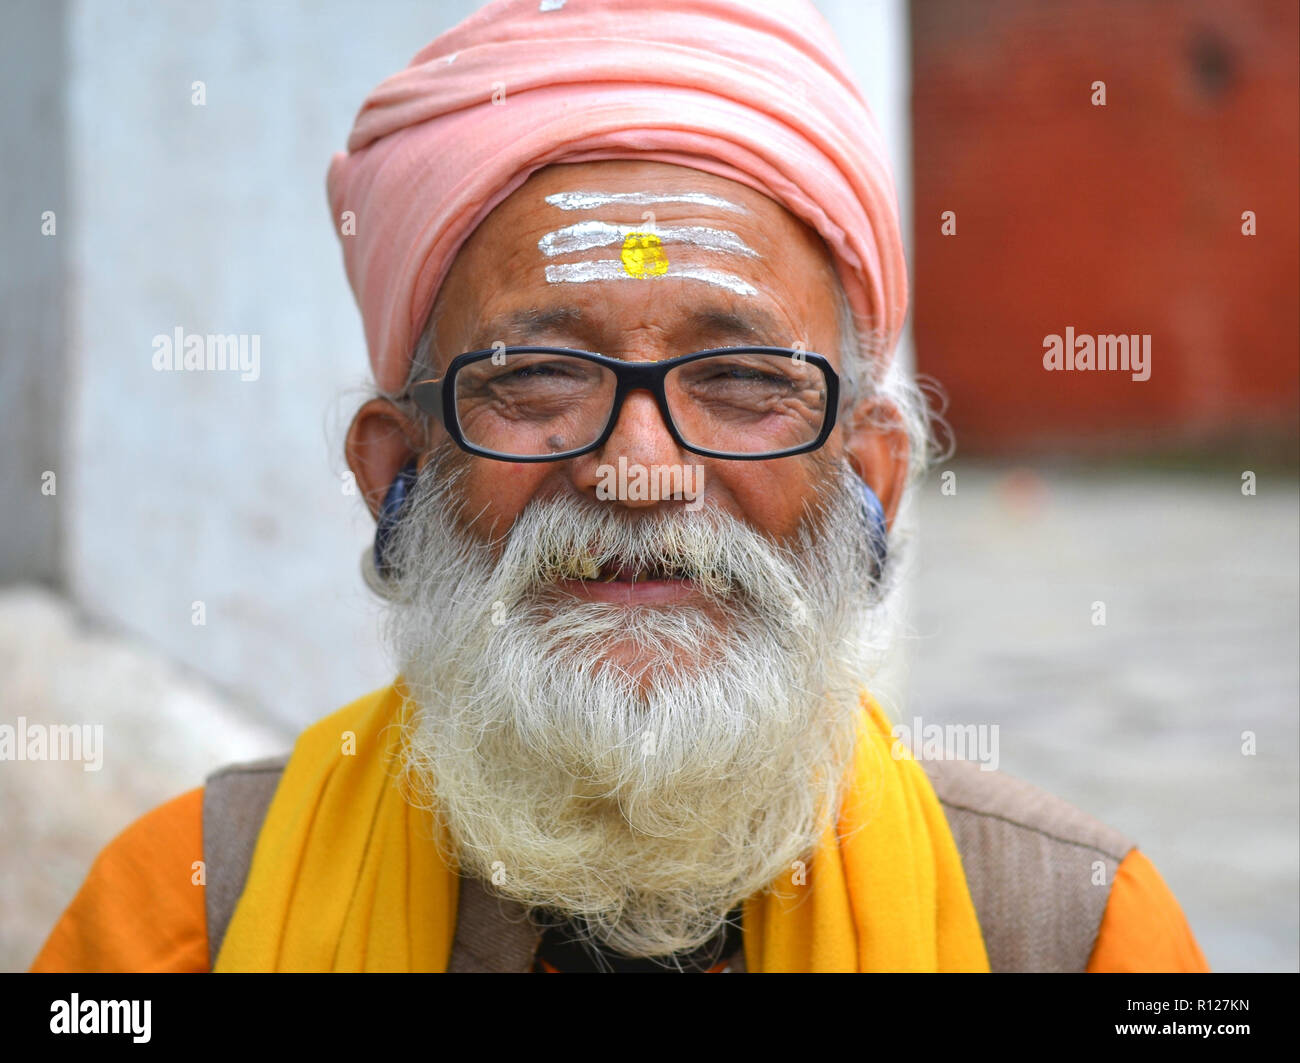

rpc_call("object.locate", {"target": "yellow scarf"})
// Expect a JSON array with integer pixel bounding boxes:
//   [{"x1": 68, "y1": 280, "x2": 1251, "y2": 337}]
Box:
[{"x1": 215, "y1": 682, "x2": 989, "y2": 972}]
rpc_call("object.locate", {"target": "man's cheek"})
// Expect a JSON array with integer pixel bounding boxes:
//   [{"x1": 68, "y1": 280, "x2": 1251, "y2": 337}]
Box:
[
  {"x1": 730, "y1": 472, "x2": 821, "y2": 541},
  {"x1": 460, "y1": 464, "x2": 542, "y2": 534}
]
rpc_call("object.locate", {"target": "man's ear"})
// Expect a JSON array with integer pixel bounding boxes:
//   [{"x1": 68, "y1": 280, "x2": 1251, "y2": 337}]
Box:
[
  {"x1": 841, "y1": 396, "x2": 909, "y2": 529},
  {"x1": 345, "y1": 399, "x2": 428, "y2": 520}
]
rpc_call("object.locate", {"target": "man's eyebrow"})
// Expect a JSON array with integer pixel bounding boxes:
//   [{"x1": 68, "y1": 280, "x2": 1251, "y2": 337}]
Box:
[
  {"x1": 474, "y1": 306, "x2": 586, "y2": 344},
  {"x1": 470, "y1": 304, "x2": 787, "y2": 347},
  {"x1": 687, "y1": 305, "x2": 786, "y2": 343}
]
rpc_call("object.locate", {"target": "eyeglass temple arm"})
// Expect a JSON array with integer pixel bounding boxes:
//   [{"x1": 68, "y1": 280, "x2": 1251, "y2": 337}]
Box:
[{"x1": 410, "y1": 378, "x2": 446, "y2": 424}]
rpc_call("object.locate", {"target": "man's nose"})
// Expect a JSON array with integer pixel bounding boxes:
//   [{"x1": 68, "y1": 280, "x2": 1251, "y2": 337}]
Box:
[{"x1": 573, "y1": 388, "x2": 689, "y2": 507}]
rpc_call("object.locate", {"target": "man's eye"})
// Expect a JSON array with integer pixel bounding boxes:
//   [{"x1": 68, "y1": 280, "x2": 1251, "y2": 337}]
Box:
[
  {"x1": 694, "y1": 365, "x2": 796, "y2": 388},
  {"x1": 495, "y1": 361, "x2": 580, "y2": 380},
  {"x1": 502, "y1": 364, "x2": 559, "y2": 378},
  {"x1": 720, "y1": 367, "x2": 786, "y2": 383}
]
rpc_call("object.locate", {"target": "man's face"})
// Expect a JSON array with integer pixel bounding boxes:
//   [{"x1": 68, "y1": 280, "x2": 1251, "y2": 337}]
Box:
[
  {"x1": 355, "y1": 159, "x2": 903, "y2": 958},
  {"x1": 424, "y1": 159, "x2": 848, "y2": 674}
]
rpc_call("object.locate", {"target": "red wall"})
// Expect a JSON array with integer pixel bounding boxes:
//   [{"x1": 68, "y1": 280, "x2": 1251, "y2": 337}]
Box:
[{"x1": 910, "y1": 0, "x2": 1299, "y2": 458}]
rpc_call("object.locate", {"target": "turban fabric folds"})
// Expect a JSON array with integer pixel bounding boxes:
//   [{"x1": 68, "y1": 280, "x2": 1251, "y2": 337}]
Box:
[{"x1": 326, "y1": 0, "x2": 908, "y2": 393}]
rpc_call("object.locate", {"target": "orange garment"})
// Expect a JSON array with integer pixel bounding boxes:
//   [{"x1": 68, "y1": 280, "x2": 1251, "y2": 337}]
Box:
[
  {"x1": 30, "y1": 787, "x2": 1210, "y2": 974},
  {"x1": 32, "y1": 788, "x2": 209, "y2": 974},
  {"x1": 1086, "y1": 849, "x2": 1210, "y2": 972}
]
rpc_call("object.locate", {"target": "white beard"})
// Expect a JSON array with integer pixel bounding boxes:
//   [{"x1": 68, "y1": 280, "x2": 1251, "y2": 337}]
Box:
[{"x1": 383, "y1": 445, "x2": 900, "y2": 958}]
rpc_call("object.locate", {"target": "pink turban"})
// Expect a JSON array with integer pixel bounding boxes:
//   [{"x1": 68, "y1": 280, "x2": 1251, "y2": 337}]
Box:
[{"x1": 327, "y1": 0, "x2": 907, "y2": 395}]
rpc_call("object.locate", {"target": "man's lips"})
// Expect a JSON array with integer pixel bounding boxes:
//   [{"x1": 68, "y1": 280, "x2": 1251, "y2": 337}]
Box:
[
  {"x1": 552, "y1": 560, "x2": 702, "y2": 604},
  {"x1": 556, "y1": 576, "x2": 699, "y2": 604}
]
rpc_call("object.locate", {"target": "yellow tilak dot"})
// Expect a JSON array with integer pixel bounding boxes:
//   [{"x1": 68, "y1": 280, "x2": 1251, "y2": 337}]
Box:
[{"x1": 620, "y1": 231, "x2": 670, "y2": 278}]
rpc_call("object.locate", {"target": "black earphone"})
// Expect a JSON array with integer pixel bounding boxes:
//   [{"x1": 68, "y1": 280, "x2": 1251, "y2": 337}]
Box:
[
  {"x1": 372, "y1": 459, "x2": 420, "y2": 579},
  {"x1": 859, "y1": 479, "x2": 890, "y2": 582}
]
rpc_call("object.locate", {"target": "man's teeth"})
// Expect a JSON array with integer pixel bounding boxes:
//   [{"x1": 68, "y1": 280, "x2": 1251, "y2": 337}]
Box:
[
  {"x1": 556, "y1": 556, "x2": 601, "y2": 580},
  {"x1": 555, "y1": 556, "x2": 687, "y2": 582}
]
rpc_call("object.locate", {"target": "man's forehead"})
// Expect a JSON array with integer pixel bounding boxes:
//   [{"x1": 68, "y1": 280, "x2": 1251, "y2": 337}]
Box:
[
  {"x1": 494, "y1": 162, "x2": 798, "y2": 261},
  {"x1": 467, "y1": 301, "x2": 790, "y2": 348},
  {"x1": 435, "y1": 159, "x2": 840, "y2": 357}
]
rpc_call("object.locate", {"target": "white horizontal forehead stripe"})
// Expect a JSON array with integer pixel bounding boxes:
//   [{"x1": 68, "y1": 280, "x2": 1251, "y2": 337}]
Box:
[
  {"x1": 538, "y1": 221, "x2": 759, "y2": 258},
  {"x1": 544, "y1": 260, "x2": 758, "y2": 297},
  {"x1": 544, "y1": 191, "x2": 749, "y2": 213}
]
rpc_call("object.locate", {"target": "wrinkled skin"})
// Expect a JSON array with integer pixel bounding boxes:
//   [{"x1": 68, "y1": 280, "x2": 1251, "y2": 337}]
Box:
[{"x1": 346, "y1": 159, "x2": 907, "y2": 673}]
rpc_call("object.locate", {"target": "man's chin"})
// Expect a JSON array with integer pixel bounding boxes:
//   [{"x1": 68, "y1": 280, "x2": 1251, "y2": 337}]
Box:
[{"x1": 585, "y1": 640, "x2": 706, "y2": 692}]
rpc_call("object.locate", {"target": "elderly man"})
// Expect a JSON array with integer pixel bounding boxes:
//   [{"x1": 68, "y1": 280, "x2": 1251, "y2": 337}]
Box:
[{"x1": 33, "y1": 0, "x2": 1206, "y2": 973}]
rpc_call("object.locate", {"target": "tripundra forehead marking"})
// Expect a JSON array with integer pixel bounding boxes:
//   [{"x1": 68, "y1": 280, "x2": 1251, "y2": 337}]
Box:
[
  {"x1": 543, "y1": 190, "x2": 750, "y2": 213},
  {"x1": 539, "y1": 189, "x2": 761, "y2": 296},
  {"x1": 545, "y1": 259, "x2": 759, "y2": 297},
  {"x1": 538, "y1": 220, "x2": 759, "y2": 258}
]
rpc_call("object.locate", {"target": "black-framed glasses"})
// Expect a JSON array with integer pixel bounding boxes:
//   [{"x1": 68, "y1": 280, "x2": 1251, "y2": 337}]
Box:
[{"x1": 410, "y1": 346, "x2": 839, "y2": 462}]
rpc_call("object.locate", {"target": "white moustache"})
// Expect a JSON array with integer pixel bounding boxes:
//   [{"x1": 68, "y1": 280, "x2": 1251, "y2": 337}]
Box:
[{"x1": 492, "y1": 498, "x2": 805, "y2": 614}]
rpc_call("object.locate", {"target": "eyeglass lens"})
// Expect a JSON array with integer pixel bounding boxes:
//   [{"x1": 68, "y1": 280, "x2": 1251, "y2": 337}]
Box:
[{"x1": 451, "y1": 351, "x2": 828, "y2": 458}]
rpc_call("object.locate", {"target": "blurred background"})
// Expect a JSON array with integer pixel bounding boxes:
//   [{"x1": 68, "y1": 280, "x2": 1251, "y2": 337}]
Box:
[{"x1": 1, "y1": 0, "x2": 1296, "y2": 972}]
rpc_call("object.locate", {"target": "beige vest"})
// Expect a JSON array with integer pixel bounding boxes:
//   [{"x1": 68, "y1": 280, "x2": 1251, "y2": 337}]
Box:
[{"x1": 202, "y1": 754, "x2": 1134, "y2": 972}]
